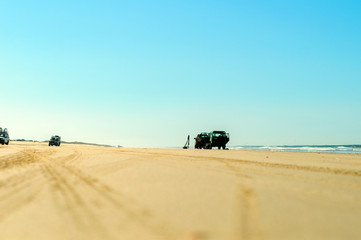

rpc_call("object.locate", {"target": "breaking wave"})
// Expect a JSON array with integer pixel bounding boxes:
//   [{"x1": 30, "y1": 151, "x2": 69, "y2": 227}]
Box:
[{"x1": 229, "y1": 145, "x2": 361, "y2": 154}]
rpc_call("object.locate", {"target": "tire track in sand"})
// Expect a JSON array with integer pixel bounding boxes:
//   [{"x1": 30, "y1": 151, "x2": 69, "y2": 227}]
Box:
[
  {"x1": 0, "y1": 148, "x2": 55, "y2": 221},
  {"x1": 119, "y1": 151, "x2": 265, "y2": 240},
  {"x1": 40, "y1": 148, "x2": 176, "y2": 240},
  {"x1": 216, "y1": 158, "x2": 264, "y2": 240},
  {"x1": 0, "y1": 170, "x2": 44, "y2": 221},
  {"x1": 130, "y1": 150, "x2": 361, "y2": 177}
]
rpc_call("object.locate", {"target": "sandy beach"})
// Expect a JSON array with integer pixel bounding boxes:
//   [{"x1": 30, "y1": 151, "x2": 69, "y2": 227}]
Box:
[{"x1": 0, "y1": 142, "x2": 361, "y2": 240}]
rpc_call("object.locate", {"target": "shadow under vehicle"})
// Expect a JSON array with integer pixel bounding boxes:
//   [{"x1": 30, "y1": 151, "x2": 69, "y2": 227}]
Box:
[
  {"x1": 194, "y1": 132, "x2": 211, "y2": 149},
  {"x1": 209, "y1": 131, "x2": 229, "y2": 149},
  {"x1": 49, "y1": 135, "x2": 61, "y2": 146},
  {"x1": 0, "y1": 128, "x2": 9, "y2": 145}
]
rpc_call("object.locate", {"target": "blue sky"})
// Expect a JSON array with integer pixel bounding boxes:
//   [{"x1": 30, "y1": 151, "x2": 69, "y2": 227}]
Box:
[{"x1": 1, "y1": 0, "x2": 360, "y2": 147}]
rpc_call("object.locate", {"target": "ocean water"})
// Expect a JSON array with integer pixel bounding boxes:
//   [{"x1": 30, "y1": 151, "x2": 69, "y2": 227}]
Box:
[{"x1": 229, "y1": 145, "x2": 361, "y2": 154}]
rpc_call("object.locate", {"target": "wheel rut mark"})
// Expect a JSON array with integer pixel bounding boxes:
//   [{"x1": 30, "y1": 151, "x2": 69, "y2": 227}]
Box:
[
  {"x1": 40, "y1": 150, "x2": 176, "y2": 240},
  {"x1": 0, "y1": 152, "x2": 39, "y2": 169},
  {"x1": 143, "y1": 152, "x2": 361, "y2": 177},
  {"x1": 238, "y1": 185, "x2": 264, "y2": 240},
  {"x1": 0, "y1": 148, "x2": 55, "y2": 221},
  {"x1": 0, "y1": 173, "x2": 44, "y2": 221},
  {"x1": 86, "y1": 157, "x2": 142, "y2": 175},
  {"x1": 121, "y1": 150, "x2": 266, "y2": 240},
  {"x1": 149, "y1": 152, "x2": 265, "y2": 240},
  {"x1": 41, "y1": 163, "x2": 109, "y2": 237},
  {"x1": 212, "y1": 159, "x2": 264, "y2": 240},
  {"x1": 0, "y1": 147, "x2": 56, "y2": 169}
]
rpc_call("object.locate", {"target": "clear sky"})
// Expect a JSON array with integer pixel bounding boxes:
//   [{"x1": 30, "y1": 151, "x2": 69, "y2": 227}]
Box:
[{"x1": 1, "y1": 0, "x2": 360, "y2": 147}]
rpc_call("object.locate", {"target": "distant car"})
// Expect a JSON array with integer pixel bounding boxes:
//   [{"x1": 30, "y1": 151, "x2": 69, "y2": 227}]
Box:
[
  {"x1": 49, "y1": 135, "x2": 61, "y2": 146},
  {"x1": 0, "y1": 132, "x2": 9, "y2": 145}
]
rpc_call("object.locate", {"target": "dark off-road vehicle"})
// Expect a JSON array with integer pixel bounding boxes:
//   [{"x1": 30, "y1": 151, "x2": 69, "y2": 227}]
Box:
[
  {"x1": 209, "y1": 131, "x2": 229, "y2": 149},
  {"x1": 194, "y1": 132, "x2": 211, "y2": 149},
  {"x1": 49, "y1": 135, "x2": 61, "y2": 146},
  {"x1": 194, "y1": 131, "x2": 229, "y2": 149},
  {"x1": 0, "y1": 128, "x2": 9, "y2": 145}
]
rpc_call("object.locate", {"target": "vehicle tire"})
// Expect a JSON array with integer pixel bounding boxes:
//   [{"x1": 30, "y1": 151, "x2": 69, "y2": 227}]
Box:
[
  {"x1": 6, "y1": 142, "x2": 9, "y2": 145},
  {"x1": 222, "y1": 144, "x2": 225, "y2": 150},
  {"x1": 218, "y1": 146, "x2": 221, "y2": 150}
]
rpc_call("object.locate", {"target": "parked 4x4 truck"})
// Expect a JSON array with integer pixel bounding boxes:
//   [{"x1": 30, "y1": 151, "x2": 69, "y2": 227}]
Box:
[
  {"x1": 0, "y1": 128, "x2": 9, "y2": 145},
  {"x1": 209, "y1": 131, "x2": 229, "y2": 149},
  {"x1": 194, "y1": 131, "x2": 229, "y2": 149},
  {"x1": 49, "y1": 135, "x2": 61, "y2": 146}
]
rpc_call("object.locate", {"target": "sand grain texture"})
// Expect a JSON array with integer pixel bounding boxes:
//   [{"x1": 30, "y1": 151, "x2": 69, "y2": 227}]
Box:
[{"x1": 1, "y1": 142, "x2": 361, "y2": 240}]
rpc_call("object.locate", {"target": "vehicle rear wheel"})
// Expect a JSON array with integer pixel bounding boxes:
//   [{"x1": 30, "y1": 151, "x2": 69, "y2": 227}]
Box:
[
  {"x1": 218, "y1": 146, "x2": 221, "y2": 150},
  {"x1": 222, "y1": 144, "x2": 225, "y2": 149}
]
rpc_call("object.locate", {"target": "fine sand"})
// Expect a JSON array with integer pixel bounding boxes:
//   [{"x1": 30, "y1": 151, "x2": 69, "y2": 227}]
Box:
[{"x1": 0, "y1": 142, "x2": 361, "y2": 240}]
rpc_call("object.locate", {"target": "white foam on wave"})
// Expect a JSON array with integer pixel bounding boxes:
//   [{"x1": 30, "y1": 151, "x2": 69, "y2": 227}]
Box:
[{"x1": 229, "y1": 145, "x2": 361, "y2": 154}]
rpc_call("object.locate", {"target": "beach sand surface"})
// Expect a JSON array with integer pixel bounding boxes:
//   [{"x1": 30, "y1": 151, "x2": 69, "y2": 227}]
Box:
[{"x1": 0, "y1": 142, "x2": 361, "y2": 240}]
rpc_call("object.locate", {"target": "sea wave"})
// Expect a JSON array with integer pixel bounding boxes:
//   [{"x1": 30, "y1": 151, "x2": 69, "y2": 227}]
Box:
[{"x1": 229, "y1": 145, "x2": 361, "y2": 154}]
